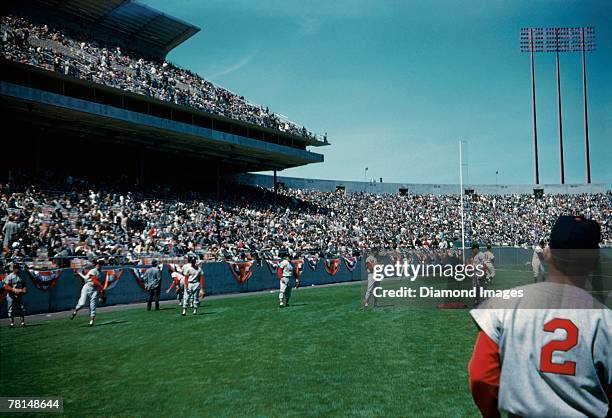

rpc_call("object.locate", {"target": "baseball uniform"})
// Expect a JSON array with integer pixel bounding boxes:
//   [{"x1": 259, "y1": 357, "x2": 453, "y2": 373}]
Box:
[
  {"x1": 532, "y1": 245, "x2": 546, "y2": 282},
  {"x1": 181, "y1": 263, "x2": 203, "y2": 310},
  {"x1": 74, "y1": 268, "x2": 103, "y2": 317},
  {"x1": 4, "y1": 272, "x2": 26, "y2": 318},
  {"x1": 483, "y1": 250, "x2": 496, "y2": 281},
  {"x1": 470, "y1": 282, "x2": 611, "y2": 417},
  {"x1": 278, "y1": 259, "x2": 294, "y2": 306},
  {"x1": 364, "y1": 254, "x2": 379, "y2": 306}
]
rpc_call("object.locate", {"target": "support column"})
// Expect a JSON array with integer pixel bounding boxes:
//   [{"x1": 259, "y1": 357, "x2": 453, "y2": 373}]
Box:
[
  {"x1": 555, "y1": 29, "x2": 565, "y2": 184},
  {"x1": 215, "y1": 162, "x2": 221, "y2": 199},
  {"x1": 34, "y1": 130, "x2": 42, "y2": 176},
  {"x1": 138, "y1": 148, "x2": 145, "y2": 187},
  {"x1": 581, "y1": 28, "x2": 591, "y2": 184},
  {"x1": 273, "y1": 170, "x2": 278, "y2": 193}
]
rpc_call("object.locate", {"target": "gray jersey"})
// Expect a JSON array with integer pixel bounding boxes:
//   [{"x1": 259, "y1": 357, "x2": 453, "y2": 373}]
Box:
[
  {"x1": 143, "y1": 267, "x2": 161, "y2": 289},
  {"x1": 471, "y1": 282, "x2": 611, "y2": 417},
  {"x1": 4, "y1": 272, "x2": 25, "y2": 291}
]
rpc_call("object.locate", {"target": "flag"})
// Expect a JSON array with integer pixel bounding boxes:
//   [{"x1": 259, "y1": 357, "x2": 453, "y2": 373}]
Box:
[
  {"x1": 130, "y1": 267, "x2": 149, "y2": 290},
  {"x1": 227, "y1": 261, "x2": 255, "y2": 284},
  {"x1": 324, "y1": 258, "x2": 341, "y2": 276},
  {"x1": 102, "y1": 269, "x2": 123, "y2": 291}
]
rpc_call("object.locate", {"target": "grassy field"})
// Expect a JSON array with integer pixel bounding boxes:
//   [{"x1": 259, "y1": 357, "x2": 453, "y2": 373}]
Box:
[{"x1": 0, "y1": 270, "x2": 539, "y2": 417}]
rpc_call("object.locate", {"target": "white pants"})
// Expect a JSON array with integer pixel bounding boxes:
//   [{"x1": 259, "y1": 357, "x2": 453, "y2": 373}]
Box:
[
  {"x1": 279, "y1": 277, "x2": 293, "y2": 303},
  {"x1": 75, "y1": 283, "x2": 98, "y2": 317},
  {"x1": 183, "y1": 283, "x2": 200, "y2": 309},
  {"x1": 364, "y1": 274, "x2": 379, "y2": 304}
]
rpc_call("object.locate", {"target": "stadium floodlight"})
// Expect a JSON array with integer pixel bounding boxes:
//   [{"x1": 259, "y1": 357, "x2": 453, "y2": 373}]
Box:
[{"x1": 520, "y1": 27, "x2": 595, "y2": 184}]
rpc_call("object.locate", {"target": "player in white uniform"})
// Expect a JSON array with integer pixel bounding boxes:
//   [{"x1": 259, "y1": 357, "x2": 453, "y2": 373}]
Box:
[
  {"x1": 471, "y1": 244, "x2": 490, "y2": 306},
  {"x1": 532, "y1": 240, "x2": 546, "y2": 282},
  {"x1": 469, "y1": 216, "x2": 611, "y2": 417},
  {"x1": 181, "y1": 255, "x2": 204, "y2": 316},
  {"x1": 166, "y1": 264, "x2": 185, "y2": 306},
  {"x1": 363, "y1": 250, "x2": 380, "y2": 308},
  {"x1": 71, "y1": 259, "x2": 105, "y2": 327},
  {"x1": 278, "y1": 251, "x2": 294, "y2": 308}
]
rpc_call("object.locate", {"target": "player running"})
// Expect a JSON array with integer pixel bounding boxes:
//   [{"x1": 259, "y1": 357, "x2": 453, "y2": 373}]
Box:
[
  {"x1": 278, "y1": 250, "x2": 294, "y2": 308},
  {"x1": 468, "y1": 216, "x2": 611, "y2": 417},
  {"x1": 4, "y1": 263, "x2": 27, "y2": 328},
  {"x1": 71, "y1": 259, "x2": 105, "y2": 327},
  {"x1": 181, "y1": 255, "x2": 204, "y2": 316}
]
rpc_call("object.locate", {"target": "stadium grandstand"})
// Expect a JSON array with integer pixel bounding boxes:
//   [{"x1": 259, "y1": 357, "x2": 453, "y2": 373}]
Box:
[{"x1": 0, "y1": 1, "x2": 328, "y2": 192}]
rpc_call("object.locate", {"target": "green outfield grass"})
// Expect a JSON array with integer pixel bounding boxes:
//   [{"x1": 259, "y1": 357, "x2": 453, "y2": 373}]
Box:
[{"x1": 0, "y1": 270, "x2": 539, "y2": 417}]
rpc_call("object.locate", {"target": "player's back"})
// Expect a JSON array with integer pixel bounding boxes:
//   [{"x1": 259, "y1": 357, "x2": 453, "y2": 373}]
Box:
[{"x1": 472, "y1": 283, "x2": 611, "y2": 417}]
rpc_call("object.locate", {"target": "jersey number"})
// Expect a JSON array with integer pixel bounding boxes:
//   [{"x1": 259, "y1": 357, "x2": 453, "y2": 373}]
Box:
[{"x1": 539, "y1": 318, "x2": 578, "y2": 376}]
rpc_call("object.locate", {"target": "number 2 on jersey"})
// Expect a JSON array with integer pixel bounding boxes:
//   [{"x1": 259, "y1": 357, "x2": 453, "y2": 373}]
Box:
[{"x1": 540, "y1": 318, "x2": 578, "y2": 376}]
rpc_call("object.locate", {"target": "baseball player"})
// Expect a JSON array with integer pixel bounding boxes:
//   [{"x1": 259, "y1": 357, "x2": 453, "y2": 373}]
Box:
[
  {"x1": 469, "y1": 216, "x2": 611, "y2": 417},
  {"x1": 483, "y1": 243, "x2": 496, "y2": 283},
  {"x1": 181, "y1": 255, "x2": 204, "y2": 316},
  {"x1": 364, "y1": 249, "x2": 380, "y2": 308},
  {"x1": 143, "y1": 259, "x2": 162, "y2": 311},
  {"x1": 471, "y1": 244, "x2": 489, "y2": 306},
  {"x1": 278, "y1": 250, "x2": 294, "y2": 308},
  {"x1": 4, "y1": 263, "x2": 27, "y2": 328},
  {"x1": 71, "y1": 259, "x2": 105, "y2": 326},
  {"x1": 532, "y1": 239, "x2": 546, "y2": 282},
  {"x1": 166, "y1": 264, "x2": 185, "y2": 306}
]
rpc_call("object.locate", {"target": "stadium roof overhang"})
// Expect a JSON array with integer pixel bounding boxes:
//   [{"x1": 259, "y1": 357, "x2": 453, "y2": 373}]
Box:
[
  {"x1": 6, "y1": 0, "x2": 200, "y2": 59},
  {"x1": 0, "y1": 80, "x2": 324, "y2": 172}
]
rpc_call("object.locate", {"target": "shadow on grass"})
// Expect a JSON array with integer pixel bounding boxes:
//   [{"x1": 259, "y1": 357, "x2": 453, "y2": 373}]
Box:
[{"x1": 81, "y1": 320, "x2": 129, "y2": 328}]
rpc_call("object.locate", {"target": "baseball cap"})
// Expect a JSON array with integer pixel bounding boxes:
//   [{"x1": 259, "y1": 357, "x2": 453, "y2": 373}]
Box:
[{"x1": 549, "y1": 216, "x2": 600, "y2": 250}]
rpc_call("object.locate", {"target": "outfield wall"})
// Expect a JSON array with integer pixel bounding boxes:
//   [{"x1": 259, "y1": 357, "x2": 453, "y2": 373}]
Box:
[
  {"x1": 235, "y1": 173, "x2": 609, "y2": 195},
  {"x1": 0, "y1": 260, "x2": 363, "y2": 318}
]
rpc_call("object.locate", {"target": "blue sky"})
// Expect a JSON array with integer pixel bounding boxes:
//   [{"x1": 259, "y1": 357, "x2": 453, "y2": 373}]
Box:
[{"x1": 143, "y1": 0, "x2": 611, "y2": 185}]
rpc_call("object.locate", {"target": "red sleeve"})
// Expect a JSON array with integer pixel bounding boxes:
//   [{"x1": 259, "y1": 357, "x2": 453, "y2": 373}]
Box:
[
  {"x1": 199, "y1": 272, "x2": 204, "y2": 288},
  {"x1": 277, "y1": 267, "x2": 282, "y2": 279},
  {"x1": 168, "y1": 278, "x2": 177, "y2": 291},
  {"x1": 469, "y1": 331, "x2": 501, "y2": 418},
  {"x1": 91, "y1": 275, "x2": 105, "y2": 291}
]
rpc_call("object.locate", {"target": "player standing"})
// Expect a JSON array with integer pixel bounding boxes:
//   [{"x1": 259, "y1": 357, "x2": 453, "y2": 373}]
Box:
[
  {"x1": 143, "y1": 259, "x2": 162, "y2": 311},
  {"x1": 532, "y1": 239, "x2": 546, "y2": 282},
  {"x1": 278, "y1": 250, "x2": 294, "y2": 308},
  {"x1": 70, "y1": 259, "x2": 105, "y2": 327},
  {"x1": 468, "y1": 216, "x2": 611, "y2": 417},
  {"x1": 181, "y1": 255, "x2": 204, "y2": 316},
  {"x1": 4, "y1": 263, "x2": 27, "y2": 328},
  {"x1": 363, "y1": 248, "x2": 380, "y2": 308},
  {"x1": 471, "y1": 244, "x2": 489, "y2": 306},
  {"x1": 483, "y1": 243, "x2": 495, "y2": 284}
]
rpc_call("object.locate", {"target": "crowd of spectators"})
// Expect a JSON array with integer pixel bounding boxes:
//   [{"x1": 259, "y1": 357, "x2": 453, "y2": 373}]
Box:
[
  {"x1": 1, "y1": 171, "x2": 609, "y2": 270},
  {"x1": 0, "y1": 14, "x2": 324, "y2": 141}
]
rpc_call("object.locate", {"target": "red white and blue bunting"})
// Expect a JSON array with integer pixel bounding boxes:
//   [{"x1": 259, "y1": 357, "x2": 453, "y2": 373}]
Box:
[
  {"x1": 26, "y1": 269, "x2": 62, "y2": 291},
  {"x1": 227, "y1": 261, "x2": 255, "y2": 284},
  {"x1": 265, "y1": 258, "x2": 281, "y2": 275},
  {"x1": 305, "y1": 256, "x2": 319, "y2": 271},
  {"x1": 324, "y1": 259, "x2": 341, "y2": 276},
  {"x1": 291, "y1": 259, "x2": 304, "y2": 279},
  {"x1": 342, "y1": 257, "x2": 358, "y2": 272}
]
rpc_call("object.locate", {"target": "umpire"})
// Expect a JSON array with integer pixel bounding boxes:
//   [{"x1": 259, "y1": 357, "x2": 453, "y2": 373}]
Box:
[{"x1": 143, "y1": 259, "x2": 162, "y2": 311}]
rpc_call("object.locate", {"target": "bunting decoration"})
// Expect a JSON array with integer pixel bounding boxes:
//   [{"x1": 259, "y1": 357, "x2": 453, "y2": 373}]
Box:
[
  {"x1": 343, "y1": 256, "x2": 359, "y2": 272},
  {"x1": 324, "y1": 258, "x2": 341, "y2": 276},
  {"x1": 227, "y1": 261, "x2": 255, "y2": 284},
  {"x1": 26, "y1": 269, "x2": 62, "y2": 291},
  {"x1": 305, "y1": 255, "x2": 319, "y2": 271},
  {"x1": 265, "y1": 258, "x2": 281, "y2": 275},
  {"x1": 291, "y1": 259, "x2": 304, "y2": 279},
  {"x1": 130, "y1": 267, "x2": 149, "y2": 290},
  {"x1": 102, "y1": 269, "x2": 123, "y2": 291}
]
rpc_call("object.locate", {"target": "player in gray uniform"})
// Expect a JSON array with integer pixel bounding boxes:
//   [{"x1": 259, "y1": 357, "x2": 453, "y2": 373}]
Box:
[
  {"x1": 143, "y1": 259, "x2": 162, "y2": 311},
  {"x1": 71, "y1": 259, "x2": 105, "y2": 327},
  {"x1": 363, "y1": 249, "x2": 380, "y2": 308},
  {"x1": 4, "y1": 263, "x2": 27, "y2": 328},
  {"x1": 483, "y1": 243, "x2": 495, "y2": 283},
  {"x1": 181, "y1": 255, "x2": 204, "y2": 316},
  {"x1": 469, "y1": 216, "x2": 611, "y2": 418},
  {"x1": 278, "y1": 251, "x2": 294, "y2": 308}
]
